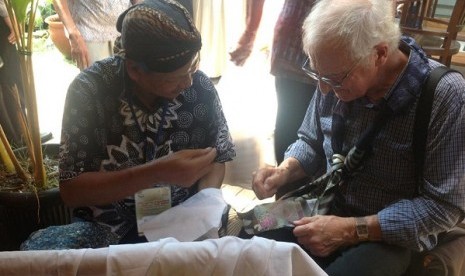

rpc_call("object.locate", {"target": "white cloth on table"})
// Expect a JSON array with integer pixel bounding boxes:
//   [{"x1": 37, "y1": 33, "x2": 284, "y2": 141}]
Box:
[
  {"x1": 0, "y1": 236, "x2": 327, "y2": 276},
  {"x1": 107, "y1": 236, "x2": 327, "y2": 276}
]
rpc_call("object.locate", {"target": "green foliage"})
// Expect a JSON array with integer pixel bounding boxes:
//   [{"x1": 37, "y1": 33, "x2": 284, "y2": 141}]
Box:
[
  {"x1": 10, "y1": 0, "x2": 31, "y2": 24},
  {"x1": 38, "y1": 0, "x2": 55, "y2": 29}
]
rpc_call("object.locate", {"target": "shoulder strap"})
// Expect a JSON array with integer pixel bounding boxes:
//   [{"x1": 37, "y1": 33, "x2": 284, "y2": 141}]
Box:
[{"x1": 413, "y1": 66, "x2": 458, "y2": 179}]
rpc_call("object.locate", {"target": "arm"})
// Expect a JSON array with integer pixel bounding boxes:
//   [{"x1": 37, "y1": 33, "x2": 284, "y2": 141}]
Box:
[
  {"x1": 198, "y1": 162, "x2": 225, "y2": 190},
  {"x1": 253, "y1": 91, "x2": 327, "y2": 199},
  {"x1": 294, "y1": 73, "x2": 465, "y2": 255},
  {"x1": 252, "y1": 157, "x2": 308, "y2": 199},
  {"x1": 229, "y1": 0, "x2": 265, "y2": 66},
  {"x1": 293, "y1": 214, "x2": 382, "y2": 257},
  {"x1": 3, "y1": 16, "x2": 15, "y2": 44},
  {"x1": 378, "y1": 73, "x2": 465, "y2": 251},
  {"x1": 0, "y1": 0, "x2": 14, "y2": 43},
  {"x1": 52, "y1": 0, "x2": 90, "y2": 70},
  {"x1": 60, "y1": 147, "x2": 218, "y2": 207}
]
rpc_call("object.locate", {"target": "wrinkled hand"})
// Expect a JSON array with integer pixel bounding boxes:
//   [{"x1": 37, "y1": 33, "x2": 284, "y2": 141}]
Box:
[
  {"x1": 293, "y1": 215, "x2": 356, "y2": 257},
  {"x1": 69, "y1": 33, "x2": 90, "y2": 70},
  {"x1": 252, "y1": 166, "x2": 289, "y2": 199},
  {"x1": 229, "y1": 31, "x2": 255, "y2": 66},
  {"x1": 154, "y1": 147, "x2": 217, "y2": 188}
]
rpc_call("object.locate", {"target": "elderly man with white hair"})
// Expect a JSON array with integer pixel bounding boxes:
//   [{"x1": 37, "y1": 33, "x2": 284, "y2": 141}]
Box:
[{"x1": 250, "y1": 0, "x2": 465, "y2": 275}]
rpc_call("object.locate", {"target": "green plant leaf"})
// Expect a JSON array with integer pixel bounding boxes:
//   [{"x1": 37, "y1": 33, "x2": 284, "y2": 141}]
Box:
[{"x1": 11, "y1": 0, "x2": 33, "y2": 24}]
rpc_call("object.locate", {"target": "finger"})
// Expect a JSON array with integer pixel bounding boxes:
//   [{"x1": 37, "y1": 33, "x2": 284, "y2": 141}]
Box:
[
  {"x1": 293, "y1": 223, "x2": 311, "y2": 237},
  {"x1": 83, "y1": 54, "x2": 90, "y2": 69},
  {"x1": 294, "y1": 216, "x2": 316, "y2": 225},
  {"x1": 188, "y1": 147, "x2": 217, "y2": 163}
]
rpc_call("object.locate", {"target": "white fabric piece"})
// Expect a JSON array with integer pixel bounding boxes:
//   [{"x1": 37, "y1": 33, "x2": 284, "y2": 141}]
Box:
[
  {"x1": 0, "y1": 237, "x2": 326, "y2": 276},
  {"x1": 107, "y1": 236, "x2": 327, "y2": 276},
  {"x1": 0, "y1": 248, "x2": 89, "y2": 275},
  {"x1": 139, "y1": 188, "x2": 228, "y2": 242}
]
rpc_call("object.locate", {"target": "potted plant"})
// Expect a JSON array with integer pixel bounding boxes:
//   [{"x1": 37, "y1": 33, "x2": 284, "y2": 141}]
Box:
[
  {"x1": 0, "y1": 0, "x2": 70, "y2": 251},
  {"x1": 44, "y1": 13, "x2": 71, "y2": 59}
]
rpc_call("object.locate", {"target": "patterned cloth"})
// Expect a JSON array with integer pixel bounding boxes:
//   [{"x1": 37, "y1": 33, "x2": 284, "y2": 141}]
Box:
[
  {"x1": 20, "y1": 221, "x2": 120, "y2": 250},
  {"x1": 59, "y1": 56, "x2": 235, "y2": 240},
  {"x1": 116, "y1": 0, "x2": 201, "y2": 72},
  {"x1": 286, "y1": 36, "x2": 465, "y2": 251},
  {"x1": 68, "y1": 0, "x2": 131, "y2": 42}
]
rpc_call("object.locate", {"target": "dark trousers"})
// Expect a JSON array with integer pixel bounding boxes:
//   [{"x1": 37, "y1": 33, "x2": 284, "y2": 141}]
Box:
[
  {"x1": 274, "y1": 76, "x2": 316, "y2": 165},
  {"x1": 324, "y1": 242, "x2": 411, "y2": 276}
]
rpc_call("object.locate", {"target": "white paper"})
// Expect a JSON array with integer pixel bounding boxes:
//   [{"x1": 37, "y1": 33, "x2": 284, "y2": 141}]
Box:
[{"x1": 139, "y1": 188, "x2": 228, "y2": 242}]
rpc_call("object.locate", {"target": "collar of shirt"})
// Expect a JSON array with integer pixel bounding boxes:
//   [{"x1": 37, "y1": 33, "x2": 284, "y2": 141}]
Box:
[
  {"x1": 335, "y1": 36, "x2": 431, "y2": 118},
  {"x1": 383, "y1": 36, "x2": 431, "y2": 114}
]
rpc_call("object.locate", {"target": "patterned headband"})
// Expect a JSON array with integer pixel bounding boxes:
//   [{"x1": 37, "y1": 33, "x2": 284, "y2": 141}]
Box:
[{"x1": 117, "y1": 0, "x2": 202, "y2": 72}]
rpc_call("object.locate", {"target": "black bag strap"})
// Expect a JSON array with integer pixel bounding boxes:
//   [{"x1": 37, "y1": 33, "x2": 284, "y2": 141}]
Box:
[{"x1": 413, "y1": 66, "x2": 458, "y2": 179}]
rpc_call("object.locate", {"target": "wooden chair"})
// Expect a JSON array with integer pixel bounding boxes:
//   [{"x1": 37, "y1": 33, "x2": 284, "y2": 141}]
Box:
[{"x1": 399, "y1": 0, "x2": 465, "y2": 67}]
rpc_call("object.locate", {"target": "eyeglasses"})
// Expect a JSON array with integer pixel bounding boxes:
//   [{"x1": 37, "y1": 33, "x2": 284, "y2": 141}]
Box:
[{"x1": 301, "y1": 58, "x2": 360, "y2": 89}]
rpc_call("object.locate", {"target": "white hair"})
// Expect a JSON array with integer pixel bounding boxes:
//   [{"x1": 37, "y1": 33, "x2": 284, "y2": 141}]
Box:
[{"x1": 302, "y1": 0, "x2": 401, "y2": 67}]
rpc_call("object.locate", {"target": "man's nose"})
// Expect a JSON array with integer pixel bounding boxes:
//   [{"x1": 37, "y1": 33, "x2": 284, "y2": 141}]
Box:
[{"x1": 318, "y1": 81, "x2": 333, "y2": 94}]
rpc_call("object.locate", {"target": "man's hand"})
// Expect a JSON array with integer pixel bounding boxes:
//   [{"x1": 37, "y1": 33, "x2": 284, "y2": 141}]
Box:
[
  {"x1": 252, "y1": 165, "x2": 290, "y2": 199},
  {"x1": 68, "y1": 32, "x2": 90, "y2": 70},
  {"x1": 154, "y1": 147, "x2": 217, "y2": 188},
  {"x1": 229, "y1": 31, "x2": 256, "y2": 66},
  {"x1": 293, "y1": 215, "x2": 356, "y2": 257},
  {"x1": 4, "y1": 17, "x2": 16, "y2": 44}
]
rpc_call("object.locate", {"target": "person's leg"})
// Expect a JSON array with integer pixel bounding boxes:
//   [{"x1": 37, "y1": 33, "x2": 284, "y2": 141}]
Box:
[
  {"x1": 324, "y1": 242, "x2": 412, "y2": 276},
  {"x1": 274, "y1": 77, "x2": 316, "y2": 165},
  {"x1": 118, "y1": 224, "x2": 149, "y2": 244}
]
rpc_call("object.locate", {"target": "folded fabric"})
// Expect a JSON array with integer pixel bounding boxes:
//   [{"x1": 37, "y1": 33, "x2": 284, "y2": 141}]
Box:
[{"x1": 139, "y1": 188, "x2": 228, "y2": 242}]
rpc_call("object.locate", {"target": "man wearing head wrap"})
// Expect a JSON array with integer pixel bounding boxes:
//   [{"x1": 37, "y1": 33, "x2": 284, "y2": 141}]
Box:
[{"x1": 21, "y1": 0, "x2": 235, "y2": 249}]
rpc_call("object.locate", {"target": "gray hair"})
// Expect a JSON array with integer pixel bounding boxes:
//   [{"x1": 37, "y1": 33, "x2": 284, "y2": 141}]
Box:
[{"x1": 302, "y1": 0, "x2": 400, "y2": 67}]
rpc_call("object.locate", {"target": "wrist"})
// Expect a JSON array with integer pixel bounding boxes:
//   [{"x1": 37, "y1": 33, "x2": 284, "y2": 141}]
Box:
[
  {"x1": 67, "y1": 29, "x2": 82, "y2": 41},
  {"x1": 354, "y1": 216, "x2": 369, "y2": 242}
]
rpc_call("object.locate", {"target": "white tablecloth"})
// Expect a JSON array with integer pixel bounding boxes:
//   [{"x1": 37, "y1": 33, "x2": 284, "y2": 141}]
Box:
[{"x1": 0, "y1": 236, "x2": 327, "y2": 276}]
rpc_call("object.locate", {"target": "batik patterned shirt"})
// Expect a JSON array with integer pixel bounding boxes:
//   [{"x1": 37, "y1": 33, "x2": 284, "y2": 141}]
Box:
[
  {"x1": 59, "y1": 56, "x2": 235, "y2": 237},
  {"x1": 286, "y1": 37, "x2": 465, "y2": 251}
]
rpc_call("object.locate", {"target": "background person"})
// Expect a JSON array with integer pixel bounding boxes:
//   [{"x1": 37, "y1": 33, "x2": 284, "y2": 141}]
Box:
[
  {"x1": 229, "y1": 0, "x2": 317, "y2": 168},
  {"x1": 52, "y1": 0, "x2": 138, "y2": 70}
]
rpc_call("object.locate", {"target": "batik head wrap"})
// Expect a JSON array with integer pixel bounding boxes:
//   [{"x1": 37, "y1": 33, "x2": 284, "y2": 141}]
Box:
[{"x1": 116, "y1": 0, "x2": 202, "y2": 72}]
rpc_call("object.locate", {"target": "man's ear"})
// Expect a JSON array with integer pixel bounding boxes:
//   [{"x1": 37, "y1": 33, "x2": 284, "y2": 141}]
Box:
[
  {"x1": 374, "y1": 43, "x2": 388, "y2": 67},
  {"x1": 125, "y1": 59, "x2": 143, "y2": 81}
]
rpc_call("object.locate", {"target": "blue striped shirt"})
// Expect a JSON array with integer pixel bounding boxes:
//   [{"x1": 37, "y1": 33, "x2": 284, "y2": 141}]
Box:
[{"x1": 286, "y1": 37, "x2": 465, "y2": 251}]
